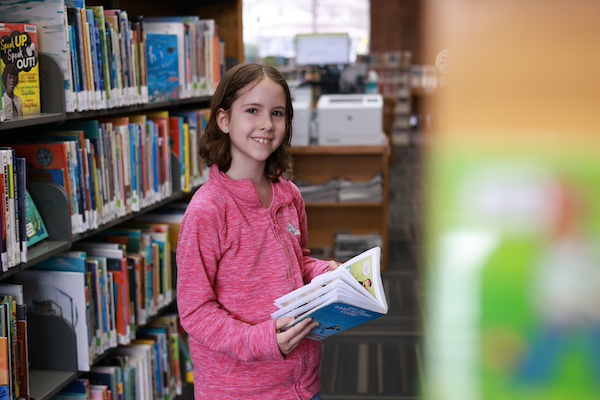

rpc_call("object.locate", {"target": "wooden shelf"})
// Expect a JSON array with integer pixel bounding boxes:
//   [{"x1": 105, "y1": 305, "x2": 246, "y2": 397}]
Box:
[{"x1": 292, "y1": 145, "x2": 389, "y2": 269}]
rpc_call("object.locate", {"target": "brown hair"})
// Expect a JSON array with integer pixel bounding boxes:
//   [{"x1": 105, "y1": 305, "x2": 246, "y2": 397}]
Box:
[
  {"x1": 2, "y1": 63, "x2": 18, "y2": 87},
  {"x1": 199, "y1": 63, "x2": 295, "y2": 181}
]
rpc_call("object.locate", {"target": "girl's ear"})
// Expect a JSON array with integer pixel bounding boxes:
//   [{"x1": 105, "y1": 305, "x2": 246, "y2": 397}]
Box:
[{"x1": 216, "y1": 108, "x2": 230, "y2": 134}]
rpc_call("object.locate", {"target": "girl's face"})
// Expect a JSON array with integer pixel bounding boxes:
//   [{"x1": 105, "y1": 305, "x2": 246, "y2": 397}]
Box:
[{"x1": 217, "y1": 77, "x2": 287, "y2": 174}]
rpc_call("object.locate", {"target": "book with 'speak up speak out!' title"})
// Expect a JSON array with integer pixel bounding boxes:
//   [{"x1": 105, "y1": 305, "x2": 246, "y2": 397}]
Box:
[
  {"x1": 0, "y1": 22, "x2": 40, "y2": 120},
  {"x1": 272, "y1": 246, "x2": 388, "y2": 340}
]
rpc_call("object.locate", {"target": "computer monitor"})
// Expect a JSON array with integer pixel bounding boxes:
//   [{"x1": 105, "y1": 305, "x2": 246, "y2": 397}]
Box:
[{"x1": 295, "y1": 33, "x2": 350, "y2": 66}]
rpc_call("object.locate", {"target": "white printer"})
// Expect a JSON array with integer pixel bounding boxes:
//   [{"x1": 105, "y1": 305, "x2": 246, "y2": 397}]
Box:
[{"x1": 316, "y1": 94, "x2": 384, "y2": 146}]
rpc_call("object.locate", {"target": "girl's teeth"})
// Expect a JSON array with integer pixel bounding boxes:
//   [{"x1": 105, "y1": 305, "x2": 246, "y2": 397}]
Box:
[{"x1": 254, "y1": 138, "x2": 271, "y2": 144}]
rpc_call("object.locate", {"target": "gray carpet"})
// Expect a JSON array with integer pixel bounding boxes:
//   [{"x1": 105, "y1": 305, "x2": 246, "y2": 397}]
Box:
[{"x1": 320, "y1": 145, "x2": 423, "y2": 400}]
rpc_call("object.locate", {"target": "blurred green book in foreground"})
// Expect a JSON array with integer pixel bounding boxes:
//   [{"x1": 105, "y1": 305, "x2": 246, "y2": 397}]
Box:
[{"x1": 424, "y1": 139, "x2": 600, "y2": 400}]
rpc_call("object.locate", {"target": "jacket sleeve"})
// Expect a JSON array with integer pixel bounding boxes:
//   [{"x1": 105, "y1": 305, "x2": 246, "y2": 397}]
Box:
[
  {"x1": 176, "y1": 197, "x2": 284, "y2": 362},
  {"x1": 293, "y1": 185, "x2": 330, "y2": 283}
]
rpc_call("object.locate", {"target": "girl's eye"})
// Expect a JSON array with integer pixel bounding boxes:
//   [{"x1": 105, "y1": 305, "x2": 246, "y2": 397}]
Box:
[
  {"x1": 272, "y1": 110, "x2": 284, "y2": 117},
  {"x1": 246, "y1": 108, "x2": 257, "y2": 114}
]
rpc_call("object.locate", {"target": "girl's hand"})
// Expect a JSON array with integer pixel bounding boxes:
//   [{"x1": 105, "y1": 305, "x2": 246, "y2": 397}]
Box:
[
  {"x1": 328, "y1": 260, "x2": 341, "y2": 271},
  {"x1": 276, "y1": 317, "x2": 318, "y2": 355}
]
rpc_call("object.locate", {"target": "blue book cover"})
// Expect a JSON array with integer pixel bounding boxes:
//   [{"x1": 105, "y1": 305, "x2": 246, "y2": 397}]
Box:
[
  {"x1": 146, "y1": 33, "x2": 179, "y2": 102},
  {"x1": 302, "y1": 300, "x2": 385, "y2": 340}
]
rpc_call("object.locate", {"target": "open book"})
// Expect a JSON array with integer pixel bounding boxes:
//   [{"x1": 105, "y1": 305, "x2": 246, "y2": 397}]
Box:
[{"x1": 272, "y1": 246, "x2": 388, "y2": 340}]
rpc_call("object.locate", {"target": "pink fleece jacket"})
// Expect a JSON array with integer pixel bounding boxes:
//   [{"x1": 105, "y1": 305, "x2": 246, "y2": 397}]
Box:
[{"x1": 176, "y1": 165, "x2": 330, "y2": 399}]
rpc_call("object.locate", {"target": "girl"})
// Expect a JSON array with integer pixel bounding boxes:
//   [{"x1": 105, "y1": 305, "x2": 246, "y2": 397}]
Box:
[{"x1": 176, "y1": 63, "x2": 338, "y2": 399}]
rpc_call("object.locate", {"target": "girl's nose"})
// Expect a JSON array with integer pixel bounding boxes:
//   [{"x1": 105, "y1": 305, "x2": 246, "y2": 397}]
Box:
[{"x1": 260, "y1": 116, "x2": 273, "y2": 131}]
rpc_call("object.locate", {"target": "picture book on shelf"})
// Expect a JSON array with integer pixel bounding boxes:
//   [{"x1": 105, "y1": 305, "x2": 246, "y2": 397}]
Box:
[
  {"x1": 146, "y1": 33, "x2": 180, "y2": 102},
  {"x1": 272, "y1": 246, "x2": 388, "y2": 340},
  {"x1": 145, "y1": 19, "x2": 186, "y2": 99},
  {"x1": 0, "y1": 22, "x2": 40, "y2": 119}
]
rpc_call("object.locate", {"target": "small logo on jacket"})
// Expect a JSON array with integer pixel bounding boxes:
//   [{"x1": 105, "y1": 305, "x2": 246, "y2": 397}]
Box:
[{"x1": 287, "y1": 223, "x2": 301, "y2": 236}]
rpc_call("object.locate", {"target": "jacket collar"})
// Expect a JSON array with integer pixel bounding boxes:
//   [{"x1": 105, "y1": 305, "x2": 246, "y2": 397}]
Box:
[{"x1": 209, "y1": 164, "x2": 293, "y2": 209}]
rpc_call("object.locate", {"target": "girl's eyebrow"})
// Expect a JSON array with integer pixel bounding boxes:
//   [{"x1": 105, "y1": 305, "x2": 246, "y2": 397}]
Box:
[{"x1": 242, "y1": 102, "x2": 285, "y2": 109}]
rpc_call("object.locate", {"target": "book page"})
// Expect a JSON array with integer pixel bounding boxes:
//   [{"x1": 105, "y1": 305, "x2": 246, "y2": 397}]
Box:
[
  {"x1": 272, "y1": 279, "x2": 358, "y2": 319},
  {"x1": 273, "y1": 246, "x2": 387, "y2": 314},
  {"x1": 338, "y1": 246, "x2": 387, "y2": 309}
]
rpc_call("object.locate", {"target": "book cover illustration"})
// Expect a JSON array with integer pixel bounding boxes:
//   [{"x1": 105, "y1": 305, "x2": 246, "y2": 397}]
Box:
[
  {"x1": 144, "y1": 17, "x2": 198, "y2": 98},
  {"x1": 0, "y1": 23, "x2": 40, "y2": 119},
  {"x1": 145, "y1": 20, "x2": 185, "y2": 97},
  {"x1": 25, "y1": 189, "x2": 48, "y2": 247},
  {"x1": 146, "y1": 33, "x2": 179, "y2": 102}
]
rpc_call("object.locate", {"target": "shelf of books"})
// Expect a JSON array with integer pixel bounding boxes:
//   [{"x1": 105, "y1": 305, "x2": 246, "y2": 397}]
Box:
[
  {"x1": 0, "y1": 0, "x2": 227, "y2": 397},
  {"x1": 0, "y1": 0, "x2": 224, "y2": 121},
  {"x1": 292, "y1": 145, "x2": 390, "y2": 269}
]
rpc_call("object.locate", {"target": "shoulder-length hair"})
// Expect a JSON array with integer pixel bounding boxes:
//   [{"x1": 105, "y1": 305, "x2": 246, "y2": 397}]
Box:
[{"x1": 199, "y1": 63, "x2": 295, "y2": 181}]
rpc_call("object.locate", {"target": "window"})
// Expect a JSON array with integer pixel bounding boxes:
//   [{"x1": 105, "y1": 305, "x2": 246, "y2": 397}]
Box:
[{"x1": 243, "y1": 0, "x2": 370, "y2": 66}]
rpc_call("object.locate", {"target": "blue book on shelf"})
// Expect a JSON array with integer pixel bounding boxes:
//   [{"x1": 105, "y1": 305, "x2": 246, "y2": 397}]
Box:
[{"x1": 146, "y1": 33, "x2": 180, "y2": 102}]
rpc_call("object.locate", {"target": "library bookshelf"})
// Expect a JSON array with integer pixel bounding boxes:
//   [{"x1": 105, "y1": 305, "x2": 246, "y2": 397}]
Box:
[{"x1": 0, "y1": 0, "x2": 243, "y2": 397}]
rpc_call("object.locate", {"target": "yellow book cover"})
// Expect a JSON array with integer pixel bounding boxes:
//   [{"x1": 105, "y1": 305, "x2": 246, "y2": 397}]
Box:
[{"x1": 0, "y1": 23, "x2": 40, "y2": 119}]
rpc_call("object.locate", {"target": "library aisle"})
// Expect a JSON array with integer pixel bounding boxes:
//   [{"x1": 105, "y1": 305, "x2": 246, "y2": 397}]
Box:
[{"x1": 320, "y1": 144, "x2": 423, "y2": 399}]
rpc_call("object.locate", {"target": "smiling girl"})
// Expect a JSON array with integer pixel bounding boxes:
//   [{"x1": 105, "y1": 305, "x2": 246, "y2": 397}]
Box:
[{"x1": 176, "y1": 63, "x2": 338, "y2": 400}]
